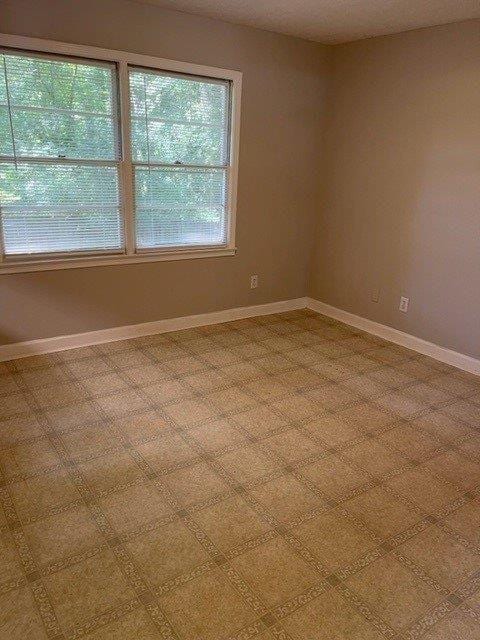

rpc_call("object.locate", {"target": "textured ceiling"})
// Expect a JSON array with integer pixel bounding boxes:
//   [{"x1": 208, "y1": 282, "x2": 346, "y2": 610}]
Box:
[{"x1": 134, "y1": 0, "x2": 480, "y2": 44}]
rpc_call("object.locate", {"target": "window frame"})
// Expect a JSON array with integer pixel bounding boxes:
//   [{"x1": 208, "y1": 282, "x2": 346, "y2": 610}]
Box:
[{"x1": 0, "y1": 33, "x2": 241, "y2": 273}]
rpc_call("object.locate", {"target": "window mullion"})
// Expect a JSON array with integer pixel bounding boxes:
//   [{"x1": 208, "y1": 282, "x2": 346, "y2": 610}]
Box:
[{"x1": 118, "y1": 60, "x2": 135, "y2": 255}]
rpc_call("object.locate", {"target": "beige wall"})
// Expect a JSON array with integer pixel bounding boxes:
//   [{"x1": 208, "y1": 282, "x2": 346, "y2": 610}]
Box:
[
  {"x1": 0, "y1": 0, "x2": 329, "y2": 344},
  {"x1": 310, "y1": 20, "x2": 480, "y2": 359},
  {"x1": 3, "y1": 5, "x2": 479, "y2": 362}
]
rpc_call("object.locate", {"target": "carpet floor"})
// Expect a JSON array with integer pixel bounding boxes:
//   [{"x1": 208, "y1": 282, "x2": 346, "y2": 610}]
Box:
[{"x1": 1, "y1": 309, "x2": 480, "y2": 640}]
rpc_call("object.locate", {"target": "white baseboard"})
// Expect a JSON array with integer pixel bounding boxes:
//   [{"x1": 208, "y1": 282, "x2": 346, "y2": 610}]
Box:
[
  {"x1": 0, "y1": 297, "x2": 308, "y2": 362},
  {"x1": 306, "y1": 297, "x2": 480, "y2": 376},
  {"x1": 2, "y1": 295, "x2": 478, "y2": 377}
]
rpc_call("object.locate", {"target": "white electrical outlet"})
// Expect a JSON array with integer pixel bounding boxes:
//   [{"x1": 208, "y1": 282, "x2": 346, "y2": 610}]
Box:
[
  {"x1": 399, "y1": 296, "x2": 409, "y2": 313},
  {"x1": 371, "y1": 288, "x2": 379, "y2": 303},
  {"x1": 250, "y1": 274, "x2": 258, "y2": 289}
]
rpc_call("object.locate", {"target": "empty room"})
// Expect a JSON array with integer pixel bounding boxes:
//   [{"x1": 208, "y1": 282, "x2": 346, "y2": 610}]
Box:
[{"x1": 1, "y1": 0, "x2": 480, "y2": 638}]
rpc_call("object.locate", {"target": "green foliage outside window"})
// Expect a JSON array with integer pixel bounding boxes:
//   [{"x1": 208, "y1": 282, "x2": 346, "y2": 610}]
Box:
[{"x1": 0, "y1": 52, "x2": 230, "y2": 254}]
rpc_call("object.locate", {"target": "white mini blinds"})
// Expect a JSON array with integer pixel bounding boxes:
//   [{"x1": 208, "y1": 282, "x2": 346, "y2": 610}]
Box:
[
  {"x1": 0, "y1": 52, "x2": 122, "y2": 255},
  {"x1": 0, "y1": 45, "x2": 236, "y2": 265}
]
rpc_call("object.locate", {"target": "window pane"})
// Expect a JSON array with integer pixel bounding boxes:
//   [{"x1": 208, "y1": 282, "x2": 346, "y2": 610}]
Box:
[
  {"x1": 0, "y1": 162, "x2": 122, "y2": 255},
  {"x1": 129, "y1": 68, "x2": 229, "y2": 165},
  {"x1": 135, "y1": 166, "x2": 227, "y2": 249},
  {"x1": 0, "y1": 53, "x2": 118, "y2": 159}
]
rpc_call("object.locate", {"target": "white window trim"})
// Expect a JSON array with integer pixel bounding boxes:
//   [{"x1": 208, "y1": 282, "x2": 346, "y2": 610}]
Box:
[{"x1": 0, "y1": 33, "x2": 241, "y2": 274}]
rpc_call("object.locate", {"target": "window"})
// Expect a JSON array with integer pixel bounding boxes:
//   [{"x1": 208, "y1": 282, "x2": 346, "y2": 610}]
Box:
[
  {"x1": 129, "y1": 67, "x2": 230, "y2": 250},
  {"x1": 0, "y1": 35, "x2": 241, "y2": 272},
  {"x1": 0, "y1": 53, "x2": 122, "y2": 256}
]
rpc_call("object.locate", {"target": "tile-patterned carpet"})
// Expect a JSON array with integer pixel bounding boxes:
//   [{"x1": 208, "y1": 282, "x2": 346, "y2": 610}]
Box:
[{"x1": 1, "y1": 309, "x2": 480, "y2": 640}]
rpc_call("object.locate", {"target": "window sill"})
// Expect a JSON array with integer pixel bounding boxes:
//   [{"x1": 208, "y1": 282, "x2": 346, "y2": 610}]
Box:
[{"x1": 0, "y1": 247, "x2": 237, "y2": 274}]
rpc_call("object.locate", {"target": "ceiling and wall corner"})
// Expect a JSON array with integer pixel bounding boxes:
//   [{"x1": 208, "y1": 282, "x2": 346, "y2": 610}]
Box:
[{"x1": 133, "y1": 0, "x2": 480, "y2": 44}]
